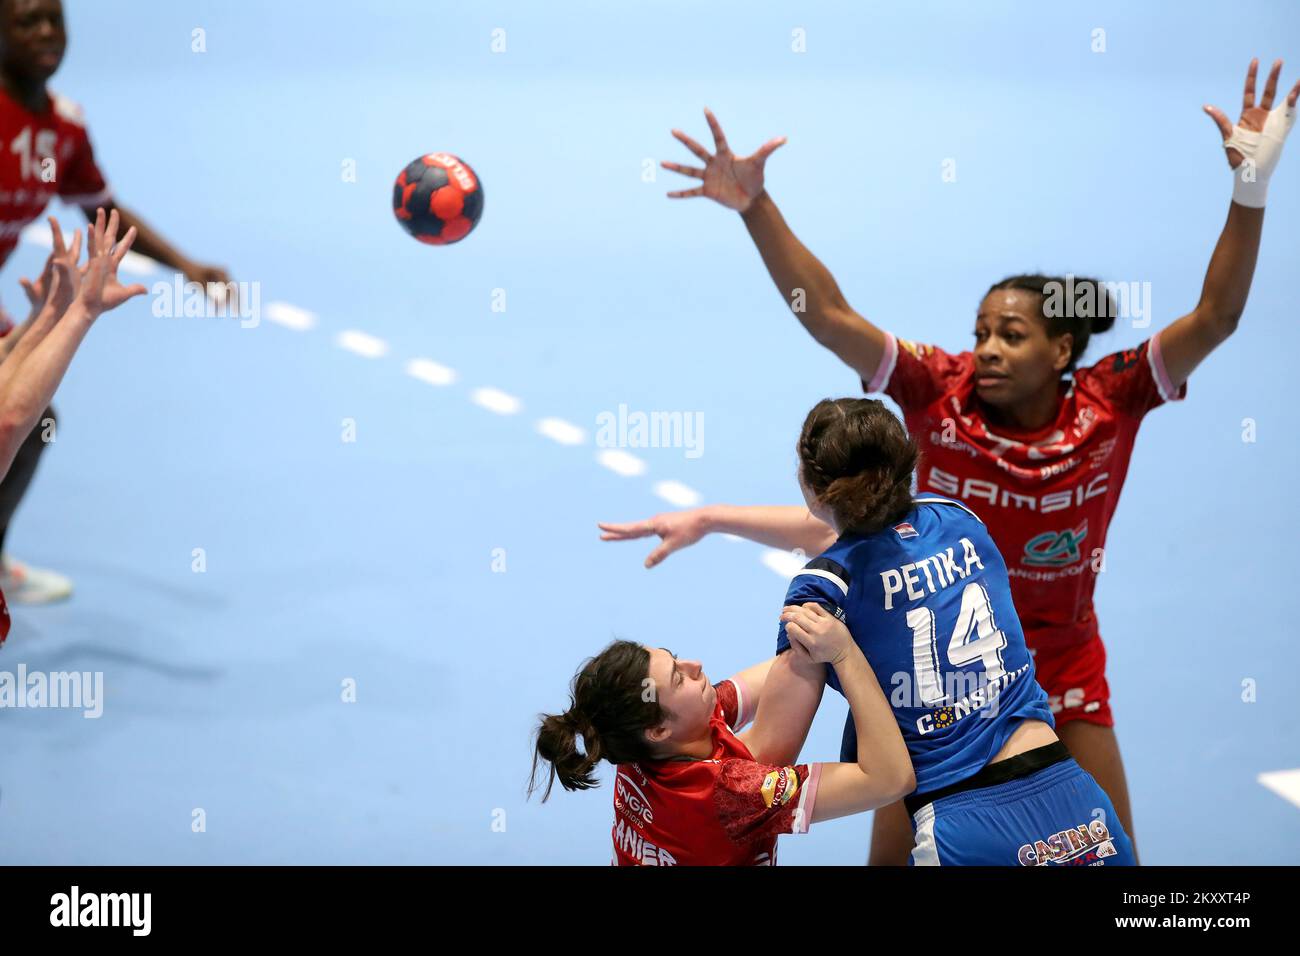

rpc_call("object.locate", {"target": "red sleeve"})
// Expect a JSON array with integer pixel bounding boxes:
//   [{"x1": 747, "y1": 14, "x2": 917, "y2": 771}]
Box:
[
  {"x1": 714, "y1": 677, "x2": 756, "y2": 732},
  {"x1": 1074, "y1": 334, "x2": 1185, "y2": 420},
  {"x1": 863, "y1": 332, "x2": 973, "y2": 411},
  {"x1": 56, "y1": 125, "x2": 111, "y2": 206},
  {"x1": 713, "y1": 760, "x2": 820, "y2": 844}
]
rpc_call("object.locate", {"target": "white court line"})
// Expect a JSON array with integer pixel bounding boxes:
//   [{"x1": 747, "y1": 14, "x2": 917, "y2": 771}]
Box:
[
  {"x1": 536, "y1": 418, "x2": 585, "y2": 445},
  {"x1": 406, "y1": 358, "x2": 456, "y2": 386},
  {"x1": 1258, "y1": 769, "x2": 1300, "y2": 810},
  {"x1": 118, "y1": 251, "x2": 158, "y2": 276},
  {"x1": 761, "y1": 548, "x2": 807, "y2": 579},
  {"x1": 336, "y1": 330, "x2": 388, "y2": 358},
  {"x1": 597, "y1": 449, "x2": 646, "y2": 477},
  {"x1": 472, "y1": 387, "x2": 521, "y2": 415},
  {"x1": 652, "y1": 480, "x2": 701, "y2": 507},
  {"x1": 265, "y1": 302, "x2": 318, "y2": 331}
]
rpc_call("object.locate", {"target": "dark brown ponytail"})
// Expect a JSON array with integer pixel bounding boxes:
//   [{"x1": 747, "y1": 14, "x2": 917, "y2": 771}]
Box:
[
  {"x1": 797, "y1": 398, "x2": 918, "y2": 536},
  {"x1": 529, "y1": 640, "x2": 664, "y2": 802}
]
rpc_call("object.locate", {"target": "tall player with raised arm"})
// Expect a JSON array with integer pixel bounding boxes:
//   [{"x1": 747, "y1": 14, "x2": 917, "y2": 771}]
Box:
[
  {"x1": 601, "y1": 58, "x2": 1297, "y2": 863},
  {"x1": 0, "y1": 0, "x2": 232, "y2": 605}
]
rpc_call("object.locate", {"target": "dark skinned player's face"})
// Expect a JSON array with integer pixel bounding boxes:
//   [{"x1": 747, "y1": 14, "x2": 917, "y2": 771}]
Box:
[
  {"x1": 972, "y1": 289, "x2": 1073, "y2": 411},
  {"x1": 0, "y1": 0, "x2": 66, "y2": 83}
]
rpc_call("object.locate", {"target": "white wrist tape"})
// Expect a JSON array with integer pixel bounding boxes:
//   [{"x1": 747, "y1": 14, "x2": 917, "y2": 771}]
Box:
[{"x1": 1225, "y1": 100, "x2": 1297, "y2": 208}]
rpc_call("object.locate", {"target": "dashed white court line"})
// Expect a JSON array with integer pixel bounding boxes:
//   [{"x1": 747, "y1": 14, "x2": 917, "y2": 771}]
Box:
[
  {"x1": 597, "y1": 449, "x2": 647, "y2": 477},
  {"x1": 471, "y1": 387, "x2": 521, "y2": 415},
  {"x1": 761, "y1": 548, "x2": 807, "y2": 579},
  {"x1": 336, "y1": 330, "x2": 388, "y2": 358},
  {"x1": 265, "y1": 302, "x2": 318, "y2": 331},
  {"x1": 406, "y1": 357, "x2": 456, "y2": 386},
  {"x1": 1258, "y1": 769, "x2": 1300, "y2": 810},
  {"x1": 118, "y1": 251, "x2": 158, "y2": 276},
  {"x1": 536, "y1": 418, "x2": 585, "y2": 445},
  {"x1": 653, "y1": 480, "x2": 701, "y2": 507}
]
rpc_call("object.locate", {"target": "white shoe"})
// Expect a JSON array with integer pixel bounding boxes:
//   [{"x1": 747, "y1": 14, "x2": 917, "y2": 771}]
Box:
[{"x1": 0, "y1": 557, "x2": 73, "y2": 604}]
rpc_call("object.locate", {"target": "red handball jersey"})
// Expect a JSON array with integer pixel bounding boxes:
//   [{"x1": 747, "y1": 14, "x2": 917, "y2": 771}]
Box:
[
  {"x1": 611, "y1": 676, "x2": 821, "y2": 866},
  {"x1": 0, "y1": 87, "x2": 112, "y2": 333},
  {"x1": 864, "y1": 331, "x2": 1185, "y2": 651}
]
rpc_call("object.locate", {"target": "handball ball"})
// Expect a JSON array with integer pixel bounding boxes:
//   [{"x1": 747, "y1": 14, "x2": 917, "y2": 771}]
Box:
[{"x1": 392, "y1": 153, "x2": 484, "y2": 245}]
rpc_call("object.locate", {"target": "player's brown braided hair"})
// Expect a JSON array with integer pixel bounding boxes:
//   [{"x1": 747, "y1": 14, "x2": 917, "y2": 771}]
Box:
[
  {"x1": 529, "y1": 640, "x2": 665, "y2": 801},
  {"x1": 797, "y1": 398, "x2": 919, "y2": 536}
]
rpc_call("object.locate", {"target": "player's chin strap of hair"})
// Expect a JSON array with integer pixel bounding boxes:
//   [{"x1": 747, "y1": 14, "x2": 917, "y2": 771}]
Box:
[{"x1": 1226, "y1": 100, "x2": 1297, "y2": 208}]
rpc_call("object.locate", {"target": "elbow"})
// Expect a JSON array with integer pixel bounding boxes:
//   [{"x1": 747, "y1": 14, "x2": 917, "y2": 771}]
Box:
[
  {"x1": 894, "y1": 767, "x2": 917, "y2": 802},
  {"x1": 1199, "y1": 304, "x2": 1242, "y2": 339},
  {"x1": 882, "y1": 760, "x2": 916, "y2": 803}
]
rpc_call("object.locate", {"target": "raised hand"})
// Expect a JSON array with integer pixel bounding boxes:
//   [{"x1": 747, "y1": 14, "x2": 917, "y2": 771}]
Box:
[
  {"x1": 19, "y1": 216, "x2": 83, "y2": 314},
  {"x1": 597, "y1": 509, "x2": 711, "y2": 569},
  {"x1": 663, "y1": 108, "x2": 786, "y2": 212},
  {"x1": 1205, "y1": 58, "x2": 1299, "y2": 168},
  {"x1": 1204, "y1": 58, "x2": 1297, "y2": 211},
  {"x1": 76, "y1": 207, "x2": 147, "y2": 318}
]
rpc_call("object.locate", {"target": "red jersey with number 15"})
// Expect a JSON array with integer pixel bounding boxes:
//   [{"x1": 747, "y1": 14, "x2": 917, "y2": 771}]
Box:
[
  {"x1": 864, "y1": 331, "x2": 1185, "y2": 651},
  {"x1": 611, "y1": 677, "x2": 820, "y2": 866},
  {"x1": 0, "y1": 86, "x2": 112, "y2": 330}
]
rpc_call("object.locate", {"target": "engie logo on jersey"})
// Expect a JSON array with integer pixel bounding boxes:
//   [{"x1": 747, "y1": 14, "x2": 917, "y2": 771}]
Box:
[
  {"x1": 893, "y1": 521, "x2": 919, "y2": 540},
  {"x1": 1018, "y1": 819, "x2": 1118, "y2": 866},
  {"x1": 615, "y1": 771, "x2": 654, "y2": 827},
  {"x1": 760, "y1": 768, "x2": 800, "y2": 809}
]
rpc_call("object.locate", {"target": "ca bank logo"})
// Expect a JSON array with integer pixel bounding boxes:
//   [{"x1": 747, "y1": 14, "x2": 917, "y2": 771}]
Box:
[{"x1": 1022, "y1": 520, "x2": 1088, "y2": 567}]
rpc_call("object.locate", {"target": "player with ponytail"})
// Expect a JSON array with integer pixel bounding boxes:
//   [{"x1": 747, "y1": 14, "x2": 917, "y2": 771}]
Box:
[
  {"x1": 749, "y1": 396, "x2": 1134, "y2": 865},
  {"x1": 531, "y1": 614, "x2": 916, "y2": 866},
  {"x1": 602, "y1": 57, "x2": 1298, "y2": 863}
]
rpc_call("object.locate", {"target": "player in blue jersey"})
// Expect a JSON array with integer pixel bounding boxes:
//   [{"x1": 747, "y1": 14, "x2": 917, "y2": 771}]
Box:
[{"x1": 748, "y1": 397, "x2": 1136, "y2": 865}]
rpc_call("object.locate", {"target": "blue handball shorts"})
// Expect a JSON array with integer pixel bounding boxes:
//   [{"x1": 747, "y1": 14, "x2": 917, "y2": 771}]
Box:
[{"x1": 907, "y1": 743, "x2": 1136, "y2": 866}]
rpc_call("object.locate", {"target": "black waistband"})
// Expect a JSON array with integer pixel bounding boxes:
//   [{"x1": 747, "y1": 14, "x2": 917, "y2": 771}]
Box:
[{"x1": 904, "y1": 740, "x2": 1071, "y2": 817}]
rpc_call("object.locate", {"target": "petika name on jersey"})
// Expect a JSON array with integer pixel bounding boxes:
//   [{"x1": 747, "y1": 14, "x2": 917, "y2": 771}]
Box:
[{"x1": 879, "y1": 537, "x2": 986, "y2": 611}]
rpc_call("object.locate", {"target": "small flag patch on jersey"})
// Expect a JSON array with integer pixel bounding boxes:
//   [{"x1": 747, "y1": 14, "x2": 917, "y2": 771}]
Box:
[{"x1": 893, "y1": 522, "x2": 919, "y2": 540}]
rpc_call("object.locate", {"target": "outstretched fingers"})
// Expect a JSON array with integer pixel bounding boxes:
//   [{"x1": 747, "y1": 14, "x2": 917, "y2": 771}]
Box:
[
  {"x1": 671, "y1": 127, "x2": 711, "y2": 163},
  {"x1": 1243, "y1": 57, "x2": 1259, "y2": 112},
  {"x1": 1259, "y1": 59, "x2": 1283, "y2": 111},
  {"x1": 111, "y1": 226, "x2": 138, "y2": 267},
  {"x1": 703, "y1": 107, "x2": 729, "y2": 154},
  {"x1": 660, "y1": 160, "x2": 704, "y2": 180}
]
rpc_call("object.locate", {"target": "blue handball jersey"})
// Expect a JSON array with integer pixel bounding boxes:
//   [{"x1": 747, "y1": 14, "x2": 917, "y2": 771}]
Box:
[{"x1": 777, "y1": 496, "x2": 1054, "y2": 793}]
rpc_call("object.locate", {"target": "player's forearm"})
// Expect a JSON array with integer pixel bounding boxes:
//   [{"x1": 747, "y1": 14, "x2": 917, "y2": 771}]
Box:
[
  {"x1": 703, "y1": 504, "x2": 837, "y2": 555},
  {"x1": 99, "y1": 203, "x2": 190, "y2": 274},
  {"x1": 740, "y1": 191, "x2": 887, "y2": 378},
  {"x1": 0, "y1": 304, "x2": 91, "y2": 474},
  {"x1": 1195, "y1": 200, "x2": 1264, "y2": 332},
  {"x1": 0, "y1": 303, "x2": 63, "y2": 398},
  {"x1": 742, "y1": 651, "x2": 825, "y2": 766},
  {"x1": 740, "y1": 191, "x2": 853, "y2": 333},
  {"x1": 834, "y1": 648, "x2": 913, "y2": 793}
]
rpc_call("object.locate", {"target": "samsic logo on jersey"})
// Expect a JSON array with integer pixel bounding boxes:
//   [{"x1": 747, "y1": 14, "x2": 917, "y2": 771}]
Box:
[
  {"x1": 1017, "y1": 820, "x2": 1118, "y2": 866},
  {"x1": 760, "y1": 767, "x2": 800, "y2": 809}
]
